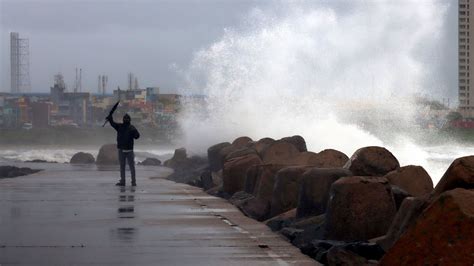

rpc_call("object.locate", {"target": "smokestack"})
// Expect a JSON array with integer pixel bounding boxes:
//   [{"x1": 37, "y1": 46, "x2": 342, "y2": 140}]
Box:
[{"x1": 98, "y1": 75, "x2": 102, "y2": 94}]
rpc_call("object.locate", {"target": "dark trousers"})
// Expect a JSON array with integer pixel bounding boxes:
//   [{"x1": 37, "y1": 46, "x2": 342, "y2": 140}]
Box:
[{"x1": 118, "y1": 150, "x2": 136, "y2": 184}]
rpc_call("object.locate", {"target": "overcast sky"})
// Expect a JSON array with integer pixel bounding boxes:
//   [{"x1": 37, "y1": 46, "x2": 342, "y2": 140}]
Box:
[{"x1": 0, "y1": 0, "x2": 457, "y2": 99}]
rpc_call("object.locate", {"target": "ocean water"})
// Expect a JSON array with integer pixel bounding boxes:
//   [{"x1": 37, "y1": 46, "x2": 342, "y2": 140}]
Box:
[{"x1": 0, "y1": 147, "x2": 174, "y2": 165}]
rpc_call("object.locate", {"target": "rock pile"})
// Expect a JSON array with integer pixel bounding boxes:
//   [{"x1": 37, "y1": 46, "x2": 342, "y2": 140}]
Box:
[
  {"x1": 96, "y1": 144, "x2": 119, "y2": 165},
  {"x1": 139, "y1": 158, "x2": 161, "y2": 166},
  {"x1": 166, "y1": 135, "x2": 474, "y2": 265},
  {"x1": 163, "y1": 148, "x2": 208, "y2": 185},
  {"x1": 70, "y1": 152, "x2": 95, "y2": 164},
  {"x1": 0, "y1": 166, "x2": 41, "y2": 178}
]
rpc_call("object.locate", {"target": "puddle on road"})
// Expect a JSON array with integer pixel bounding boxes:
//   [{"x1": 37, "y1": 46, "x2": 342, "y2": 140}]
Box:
[
  {"x1": 119, "y1": 195, "x2": 135, "y2": 202},
  {"x1": 110, "y1": 227, "x2": 137, "y2": 242}
]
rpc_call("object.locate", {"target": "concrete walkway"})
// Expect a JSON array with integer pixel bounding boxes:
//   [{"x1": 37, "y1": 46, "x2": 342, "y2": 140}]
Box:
[{"x1": 0, "y1": 163, "x2": 318, "y2": 265}]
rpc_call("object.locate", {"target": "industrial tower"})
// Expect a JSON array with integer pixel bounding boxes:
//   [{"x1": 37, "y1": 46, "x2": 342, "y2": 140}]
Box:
[{"x1": 10, "y1": 32, "x2": 31, "y2": 93}]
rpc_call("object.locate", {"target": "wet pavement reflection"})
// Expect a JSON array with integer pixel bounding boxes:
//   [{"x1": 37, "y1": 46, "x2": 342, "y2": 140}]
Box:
[{"x1": 114, "y1": 186, "x2": 137, "y2": 241}]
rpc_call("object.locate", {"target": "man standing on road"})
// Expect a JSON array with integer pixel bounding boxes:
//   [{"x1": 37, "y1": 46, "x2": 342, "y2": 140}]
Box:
[{"x1": 106, "y1": 113, "x2": 140, "y2": 186}]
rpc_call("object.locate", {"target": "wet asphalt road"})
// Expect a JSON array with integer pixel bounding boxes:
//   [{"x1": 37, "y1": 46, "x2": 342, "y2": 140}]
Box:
[{"x1": 0, "y1": 163, "x2": 318, "y2": 265}]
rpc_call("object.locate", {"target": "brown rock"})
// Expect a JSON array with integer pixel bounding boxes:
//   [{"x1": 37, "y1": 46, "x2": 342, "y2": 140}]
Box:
[
  {"x1": 254, "y1": 164, "x2": 288, "y2": 203},
  {"x1": 222, "y1": 154, "x2": 262, "y2": 196},
  {"x1": 244, "y1": 164, "x2": 260, "y2": 194},
  {"x1": 314, "y1": 149, "x2": 349, "y2": 168},
  {"x1": 377, "y1": 196, "x2": 429, "y2": 251},
  {"x1": 225, "y1": 147, "x2": 258, "y2": 161},
  {"x1": 207, "y1": 142, "x2": 231, "y2": 172},
  {"x1": 288, "y1": 149, "x2": 349, "y2": 168},
  {"x1": 390, "y1": 185, "x2": 411, "y2": 210},
  {"x1": 296, "y1": 168, "x2": 353, "y2": 218},
  {"x1": 261, "y1": 140, "x2": 300, "y2": 165},
  {"x1": 270, "y1": 166, "x2": 312, "y2": 217},
  {"x1": 265, "y1": 208, "x2": 297, "y2": 231},
  {"x1": 164, "y1": 148, "x2": 188, "y2": 168},
  {"x1": 70, "y1": 152, "x2": 95, "y2": 164},
  {"x1": 212, "y1": 170, "x2": 223, "y2": 187},
  {"x1": 232, "y1": 136, "x2": 253, "y2": 148},
  {"x1": 280, "y1": 135, "x2": 307, "y2": 152},
  {"x1": 290, "y1": 152, "x2": 321, "y2": 165},
  {"x1": 139, "y1": 158, "x2": 161, "y2": 166},
  {"x1": 239, "y1": 164, "x2": 287, "y2": 221},
  {"x1": 235, "y1": 195, "x2": 271, "y2": 221},
  {"x1": 384, "y1": 165, "x2": 433, "y2": 197},
  {"x1": 254, "y1": 137, "x2": 275, "y2": 155},
  {"x1": 380, "y1": 188, "x2": 474, "y2": 265},
  {"x1": 325, "y1": 176, "x2": 397, "y2": 241},
  {"x1": 344, "y1": 146, "x2": 400, "y2": 176},
  {"x1": 433, "y1": 156, "x2": 474, "y2": 197},
  {"x1": 218, "y1": 145, "x2": 240, "y2": 166},
  {"x1": 326, "y1": 246, "x2": 369, "y2": 266},
  {"x1": 96, "y1": 144, "x2": 119, "y2": 165},
  {"x1": 200, "y1": 170, "x2": 214, "y2": 190}
]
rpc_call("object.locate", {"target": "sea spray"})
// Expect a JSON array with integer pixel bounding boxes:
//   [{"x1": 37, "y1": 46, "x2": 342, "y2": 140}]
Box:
[{"x1": 178, "y1": 1, "x2": 450, "y2": 183}]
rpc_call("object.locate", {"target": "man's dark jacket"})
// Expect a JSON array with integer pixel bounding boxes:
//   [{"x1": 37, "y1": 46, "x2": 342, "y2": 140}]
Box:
[{"x1": 107, "y1": 117, "x2": 140, "y2": 150}]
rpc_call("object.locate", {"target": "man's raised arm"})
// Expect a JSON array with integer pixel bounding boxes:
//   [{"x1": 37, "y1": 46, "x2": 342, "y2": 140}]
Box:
[{"x1": 106, "y1": 115, "x2": 119, "y2": 130}]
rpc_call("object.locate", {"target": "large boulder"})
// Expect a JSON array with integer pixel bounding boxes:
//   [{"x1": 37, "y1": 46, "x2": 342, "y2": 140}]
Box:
[
  {"x1": 222, "y1": 154, "x2": 262, "y2": 195},
  {"x1": 433, "y1": 156, "x2": 474, "y2": 197},
  {"x1": 384, "y1": 165, "x2": 433, "y2": 197},
  {"x1": 244, "y1": 164, "x2": 261, "y2": 194},
  {"x1": 261, "y1": 140, "x2": 300, "y2": 165},
  {"x1": 280, "y1": 135, "x2": 307, "y2": 152},
  {"x1": 207, "y1": 142, "x2": 231, "y2": 172},
  {"x1": 96, "y1": 144, "x2": 119, "y2": 165},
  {"x1": 70, "y1": 152, "x2": 95, "y2": 164},
  {"x1": 313, "y1": 149, "x2": 349, "y2": 168},
  {"x1": 296, "y1": 168, "x2": 353, "y2": 218},
  {"x1": 289, "y1": 149, "x2": 349, "y2": 168},
  {"x1": 344, "y1": 146, "x2": 400, "y2": 176},
  {"x1": 265, "y1": 208, "x2": 297, "y2": 231},
  {"x1": 139, "y1": 157, "x2": 161, "y2": 166},
  {"x1": 290, "y1": 152, "x2": 321, "y2": 166},
  {"x1": 270, "y1": 166, "x2": 312, "y2": 217},
  {"x1": 239, "y1": 164, "x2": 287, "y2": 221},
  {"x1": 231, "y1": 136, "x2": 253, "y2": 148},
  {"x1": 326, "y1": 246, "x2": 370, "y2": 266},
  {"x1": 325, "y1": 176, "x2": 397, "y2": 241},
  {"x1": 200, "y1": 170, "x2": 214, "y2": 190},
  {"x1": 218, "y1": 145, "x2": 240, "y2": 167},
  {"x1": 303, "y1": 240, "x2": 384, "y2": 265},
  {"x1": 380, "y1": 188, "x2": 474, "y2": 265},
  {"x1": 253, "y1": 164, "x2": 288, "y2": 202},
  {"x1": 254, "y1": 137, "x2": 275, "y2": 155},
  {"x1": 377, "y1": 196, "x2": 429, "y2": 251},
  {"x1": 236, "y1": 196, "x2": 272, "y2": 221},
  {"x1": 0, "y1": 166, "x2": 40, "y2": 178},
  {"x1": 390, "y1": 185, "x2": 411, "y2": 210},
  {"x1": 164, "y1": 148, "x2": 188, "y2": 168},
  {"x1": 225, "y1": 147, "x2": 258, "y2": 162}
]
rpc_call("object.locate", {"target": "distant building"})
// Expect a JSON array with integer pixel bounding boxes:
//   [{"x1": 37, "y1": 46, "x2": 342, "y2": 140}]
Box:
[
  {"x1": 50, "y1": 80, "x2": 91, "y2": 126},
  {"x1": 113, "y1": 88, "x2": 146, "y2": 101},
  {"x1": 10, "y1": 32, "x2": 30, "y2": 93},
  {"x1": 459, "y1": 0, "x2": 474, "y2": 118},
  {"x1": 31, "y1": 102, "x2": 52, "y2": 128},
  {"x1": 146, "y1": 87, "x2": 160, "y2": 102}
]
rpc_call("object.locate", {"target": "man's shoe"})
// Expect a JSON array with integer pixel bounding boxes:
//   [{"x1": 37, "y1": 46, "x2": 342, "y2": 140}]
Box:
[
  {"x1": 131, "y1": 182, "x2": 137, "y2": 187},
  {"x1": 115, "y1": 182, "x2": 125, "y2": 186}
]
